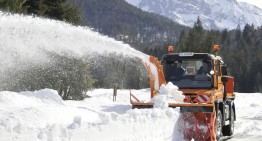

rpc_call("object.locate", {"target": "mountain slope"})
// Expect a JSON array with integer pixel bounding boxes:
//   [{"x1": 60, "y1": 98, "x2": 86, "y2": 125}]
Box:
[
  {"x1": 125, "y1": 0, "x2": 262, "y2": 30},
  {"x1": 77, "y1": 0, "x2": 189, "y2": 50}
]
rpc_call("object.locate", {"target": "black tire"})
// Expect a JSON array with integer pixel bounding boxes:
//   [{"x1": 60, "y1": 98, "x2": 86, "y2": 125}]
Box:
[
  {"x1": 216, "y1": 110, "x2": 223, "y2": 140},
  {"x1": 223, "y1": 107, "x2": 234, "y2": 136}
]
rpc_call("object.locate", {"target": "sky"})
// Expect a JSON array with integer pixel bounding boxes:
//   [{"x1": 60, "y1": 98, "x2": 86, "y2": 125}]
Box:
[{"x1": 237, "y1": 0, "x2": 262, "y2": 9}]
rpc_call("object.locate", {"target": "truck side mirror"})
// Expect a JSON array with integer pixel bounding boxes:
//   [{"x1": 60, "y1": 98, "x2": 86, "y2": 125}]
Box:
[{"x1": 221, "y1": 66, "x2": 227, "y2": 76}]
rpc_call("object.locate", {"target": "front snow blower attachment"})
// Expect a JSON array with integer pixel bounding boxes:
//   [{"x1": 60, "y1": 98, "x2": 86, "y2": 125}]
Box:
[
  {"x1": 179, "y1": 111, "x2": 216, "y2": 141},
  {"x1": 130, "y1": 46, "x2": 236, "y2": 141}
]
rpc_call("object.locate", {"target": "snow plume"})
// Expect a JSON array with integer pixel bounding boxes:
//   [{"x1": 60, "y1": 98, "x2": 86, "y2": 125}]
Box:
[{"x1": 0, "y1": 12, "x2": 148, "y2": 85}]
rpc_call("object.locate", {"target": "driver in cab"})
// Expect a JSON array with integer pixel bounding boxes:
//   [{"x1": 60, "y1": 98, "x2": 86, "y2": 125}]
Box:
[
  {"x1": 195, "y1": 60, "x2": 211, "y2": 80},
  {"x1": 197, "y1": 60, "x2": 211, "y2": 75}
]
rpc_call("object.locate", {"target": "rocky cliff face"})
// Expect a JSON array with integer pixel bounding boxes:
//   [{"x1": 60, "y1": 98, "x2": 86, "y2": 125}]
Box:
[{"x1": 125, "y1": 0, "x2": 262, "y2": 30}]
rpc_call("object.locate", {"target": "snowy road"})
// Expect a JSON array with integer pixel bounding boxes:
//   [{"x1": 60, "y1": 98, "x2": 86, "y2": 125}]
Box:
[{"x1": 222, "y1": 93, "x2": 262, "y2": 141}]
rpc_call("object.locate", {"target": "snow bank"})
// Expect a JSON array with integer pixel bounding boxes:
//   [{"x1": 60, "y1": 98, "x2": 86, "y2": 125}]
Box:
[
  {"x1": 0, "y1": 89, "x2": 63, "y2": 107},
  {"x1": 0, "y1": 88, "x2": 182, "y2": 141},
  {"x1": 19, "y1": 89, "x2": 64, "y2": 105},
  {"x1": 79, "y1": 108, "x2": 181, "y2": 141},
  {"x1": 0, "y1": 88, "x2": 262, "y2": 141},
  {"x1": 67, "y1": 88, "x2": 185, "y2": 141},
  {"x1": 0, "y1": 89, "x2": 65, "y2": 140},
  {"x1": 0, "y1": 89, "x2": 100, "y2": 141},
  {"x1": 152, "y1": 82, "x2": 184, "y2": 109}
]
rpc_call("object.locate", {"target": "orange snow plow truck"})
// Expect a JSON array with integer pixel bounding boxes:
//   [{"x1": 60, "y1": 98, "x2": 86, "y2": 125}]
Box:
[{"x1": 130, "y1": 45, "x2": 236, "y2": 141}]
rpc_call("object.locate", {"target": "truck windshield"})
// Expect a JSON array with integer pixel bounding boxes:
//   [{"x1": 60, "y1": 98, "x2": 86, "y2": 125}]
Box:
[{"x1": 163, "y1": 59, "x2": 213, "y2": 89}]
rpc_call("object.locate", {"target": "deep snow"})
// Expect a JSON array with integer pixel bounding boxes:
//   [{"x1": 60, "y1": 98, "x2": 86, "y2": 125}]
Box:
[
  {"x1": 0, "y1": 89, "x2": 181, "y2": 141},
  {"x1": 0, "y1": 89, "x2": 261, "y2": 141}
]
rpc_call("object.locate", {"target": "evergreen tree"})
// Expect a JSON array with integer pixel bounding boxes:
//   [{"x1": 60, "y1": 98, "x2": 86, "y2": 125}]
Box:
[
  {"x1": 174, "y1": 19, "x2": 261, "y2": 92},
  {"x1": 176, "y1": 30, "x2": 187, "y2": 52},
  {"x1": 23, "y1": 0, "x2": 39, "y2": 14},
  {"x1": 0, "y1": 51, "x2": 95, "y2": 100},
  {"x1": 185, "y1": 17, "x2": 205, "y2": 52},
  {"x1": 204, "y1": 30, "x2": 220, "y2": 53},
  {"x1": 243, "y1": 24, "x2": 255, "y2": 45},
  {"x1": 221, "y1": 29, "x2": 228, "y2": 44},
  {"x1": 0, "y1": 0, "x2": 82, "y2": 25},
  {"x1": 235, "y1": 24, "x2": 241, "y2": 41},
  {"x1": 0, "y1": 0, "x2": 27, "y2": 13}
]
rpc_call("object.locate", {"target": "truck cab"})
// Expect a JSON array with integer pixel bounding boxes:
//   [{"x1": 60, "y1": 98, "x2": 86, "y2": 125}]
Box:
[
  {"x1": 161, "y1": 52, "x2": 235, "y2": 99},
  {"x1": 162, "y1": 52, "x2": 222, "y2": 89}
]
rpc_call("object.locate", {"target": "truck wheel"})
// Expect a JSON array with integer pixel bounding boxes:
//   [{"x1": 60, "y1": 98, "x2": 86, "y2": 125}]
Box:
[
  {"x1": 223, "y1": 108, "x2": 234, "y2": 136},
  {"x1": 216, "y1": 110, "x2": 222, "y2": 140}
]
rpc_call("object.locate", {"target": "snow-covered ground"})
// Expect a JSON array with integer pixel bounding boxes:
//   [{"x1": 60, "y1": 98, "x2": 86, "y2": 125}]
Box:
[
  {"x1": 0, "y1": 89, "x2": 261, "y2": 141},
  {"x1": 223, "y1": 93, "x2": 262, "y2": 141},
  {"x1": 1, "y1": 11, "x2": 262, "y2": 141}
]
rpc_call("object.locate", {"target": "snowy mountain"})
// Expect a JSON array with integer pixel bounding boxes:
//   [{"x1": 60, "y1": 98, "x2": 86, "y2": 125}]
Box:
[{"x1": 125, "y1": 0, "x2": 262, "y2": 30}]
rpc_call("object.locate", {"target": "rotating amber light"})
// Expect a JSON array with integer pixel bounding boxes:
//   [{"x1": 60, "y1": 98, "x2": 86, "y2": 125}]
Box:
[
  {"x1": 213, "y1": 45, "x2": 219, "y2": 51},
  {"x1": 168, "y1": 46, "x2": 174, "y2": 52}
]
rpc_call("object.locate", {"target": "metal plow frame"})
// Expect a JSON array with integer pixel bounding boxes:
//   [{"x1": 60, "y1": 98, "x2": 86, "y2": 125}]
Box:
[{"x1": 130, "y1": 93, "x2": 217, "y2": 140}]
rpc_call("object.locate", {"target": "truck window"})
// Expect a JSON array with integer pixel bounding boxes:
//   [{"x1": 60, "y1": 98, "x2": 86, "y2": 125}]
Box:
[{"x1": 164, "y1": 59, "x2": 213, "y2": 89}]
